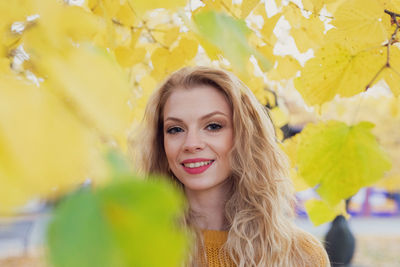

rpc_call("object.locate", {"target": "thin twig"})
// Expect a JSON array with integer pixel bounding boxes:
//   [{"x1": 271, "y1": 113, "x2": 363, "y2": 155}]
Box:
[
  {"x1": 365, "y1": 64, "x2": 387, "y2": 90},
  {"x1": 352, "y1": 9, "x2": 399, "y2": 125},
  {"x1": 364, "y1": 9, "x2": 400, "y2": 91}
]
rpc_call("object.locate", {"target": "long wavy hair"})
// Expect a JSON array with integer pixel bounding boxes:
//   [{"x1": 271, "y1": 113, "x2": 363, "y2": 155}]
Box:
[{"x1": 131, "y1": 66, "x2": 326, "y2": 266}]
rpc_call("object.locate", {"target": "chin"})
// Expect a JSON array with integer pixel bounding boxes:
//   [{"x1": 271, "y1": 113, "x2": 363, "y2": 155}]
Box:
[
  {"x1": 182, "y1": 180, "x2": 215, "y2": 192},
  {"x1": 182, "y1": 177, "x2": 231, "y2": 193}
]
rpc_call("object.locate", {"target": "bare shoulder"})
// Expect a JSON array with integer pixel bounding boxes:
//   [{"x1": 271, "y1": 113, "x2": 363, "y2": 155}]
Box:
[{"x1": 295, "y1": 229, "x2": 330, "y2": 267}]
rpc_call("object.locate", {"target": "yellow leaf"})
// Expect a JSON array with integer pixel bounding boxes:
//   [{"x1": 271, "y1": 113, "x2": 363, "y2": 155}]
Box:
[
  {"x1": 168, "y1": 48, "x2": 188, "y2": 73},
  {"x1": 240, "y1": 0, "x2": 260, "y2": 18},
  {"x1": 268, "y1": 55, "x2": 301, "y2": 80},
  {"x1": 273, "y1": 0, "x2": 283, "y2": 8},
  {"x1": 324, "y1": 0, "x2": 347, "y2": 14},
  {"x1": 290, "y1": 168, "x2": 310, "y2": 192},
  {"x1": 281, "y1": 134, "x2": 300, "y2": 167},
  {"x1": 275, "y1": 127, "x2": 284, "y2": 141},
  {"x1": 196, "y1": 0, "x2": 235, "y2": 13},
  {"x1": 0, "y1": 58, "x2": 10, "y2": 74},
  {"x1": 22, "y1": 2, "x2": 102, "y2": 55},
  {"x1": 151, "y1": 26, "x2": 181, "y2": 48},
  {"x1": 305, "y1": 199, "x2": 348, "y2": 226},
  {"x1": 297, "y1": 121, "x2": 392, "y2": 205},
  {"x1": 103, "y1": 0, "x2": 122, "y2": 18},
  {"x1": 0, "y1": 75, "x2": 105, "y2": 212},
  {"x1": 383, "y1": 68, "x2": 400, "y2": 96},
  {"x1": 259, "y1": 13, "x2": 282, "y2": 46},
  {"x1": 284, "y1": 3, "x2": 325, "y2": 52},
  {"x1": 177, "y1": 35, "x2": 199, "y2": 61},
  {"x1": 291, "y1": 19, "x2": 325, "y2": 53},
  {"x1": 269, "y1": 106, "x2": 289, "y2": 128},
  {"x1": 115, "y1": 1, "x2": 137, "y2": 27},
  {"x1": 127, "y1": 0, "x2": 187, "y2": 16},
  {"x1": 281, "y1": 134, "x2": 310, "y2": 191},
  {"x1": 130, "y1": 28, "x2": 143, "y2": 48},
  {"x1": 381, "y1": 0, "x2": 400, "y2": 13},
  {"x1": 331, "y1": 0, "x2": 392, "y2": 49},
  {"x1": 383, "y1": 46, "x2": 400, "y2": 96},
  {"x1": 256, "y1": 44, "x2": 275, "y2": 63},
  {"x1": 302, "y1": 0, "x2": 325, "y2": 13},
  {"x1": 131, "y1": 74, "x2": 158, "y2": 122},
  {"x1": 151, "y1": 47, "x2": 170, "y2": 80},
  {"x1": 295, "y1": 44, "x2": 386, "y2": 106},
  {"x1": 150, "y1": 35, "x2": 198, "y2": 79},
  {"x1": 114, "y1": 46, "x2": 146, "y2": 68},
  {"x1": 240, "y1": 66, "x2": 271, "y2": 106},
  {"x1": 282, "y1": 3, "x2": 303, "y2": 27},
  {"x1": 43, "y1": 45, "x2": 133, "y2": 148}
]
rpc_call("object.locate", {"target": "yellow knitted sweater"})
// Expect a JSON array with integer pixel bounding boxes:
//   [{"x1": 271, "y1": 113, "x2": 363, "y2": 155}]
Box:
[{"x1": 201, "y1": 230, "x2": 329, "y2": 267}]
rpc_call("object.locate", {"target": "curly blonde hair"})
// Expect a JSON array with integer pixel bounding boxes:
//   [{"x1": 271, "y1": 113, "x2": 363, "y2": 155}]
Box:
[{"x1": 130, "y1": 66, "x2": 328, "y2": 267}]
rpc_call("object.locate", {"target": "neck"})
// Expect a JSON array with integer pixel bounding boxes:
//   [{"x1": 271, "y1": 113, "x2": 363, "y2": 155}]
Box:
[{"x1": 185, "y1": 179, "x2": 232, "y2": 231}]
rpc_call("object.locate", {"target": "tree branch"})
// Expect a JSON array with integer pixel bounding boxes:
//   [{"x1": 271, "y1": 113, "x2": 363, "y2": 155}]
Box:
[{"x1": 365, "y1": 9, "x2": 400, "y2": 91}]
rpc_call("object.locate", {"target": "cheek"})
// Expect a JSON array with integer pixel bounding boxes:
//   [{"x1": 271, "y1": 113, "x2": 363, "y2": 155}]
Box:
[
  {"x1": 163, "y1": 136, "x2": 178, "y2": 162},
  {"x1": 216, "y1": 133, "x2": 234, "y2": 160}
]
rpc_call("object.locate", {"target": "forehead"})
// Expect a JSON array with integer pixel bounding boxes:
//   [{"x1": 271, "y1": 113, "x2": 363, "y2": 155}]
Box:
[{"x1": 163, "y1": 85, "x2": 232, "y2": 119}]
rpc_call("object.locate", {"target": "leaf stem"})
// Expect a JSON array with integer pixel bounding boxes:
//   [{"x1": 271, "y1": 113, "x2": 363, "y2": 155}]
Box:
[{"x1": 364, "y1": 9, "x2": 400, "y2": 91}]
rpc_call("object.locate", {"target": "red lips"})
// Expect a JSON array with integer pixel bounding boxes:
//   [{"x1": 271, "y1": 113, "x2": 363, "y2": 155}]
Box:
[{"x1": 181, "y1": 158, "x2": 213, "y2": 164}]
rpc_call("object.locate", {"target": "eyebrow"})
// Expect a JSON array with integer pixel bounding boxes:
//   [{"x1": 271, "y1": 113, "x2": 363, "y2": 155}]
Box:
[{"x1": 164, "y1": 111, "x2": 229, "y2": 123}]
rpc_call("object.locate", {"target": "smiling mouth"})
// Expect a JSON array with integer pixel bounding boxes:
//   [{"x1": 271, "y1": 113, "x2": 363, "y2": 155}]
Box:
[
  {"x1": 181, "y1": 160, "x2": 215, "y2": 174},
  {"x1": 181, "y1": 160, "x2": 214, "y2": 168}
]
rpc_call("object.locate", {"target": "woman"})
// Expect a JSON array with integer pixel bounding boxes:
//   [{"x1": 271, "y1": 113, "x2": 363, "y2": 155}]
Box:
[{"x1": 132, "y1": 66, "x2": 329, "y2": 266}]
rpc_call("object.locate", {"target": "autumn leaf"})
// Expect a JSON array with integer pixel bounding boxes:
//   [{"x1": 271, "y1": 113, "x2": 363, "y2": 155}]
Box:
[
  {"x1": 0, "y1": 75, "x2": 106, "y2": 212},
  {"x1": 193, "y1": 10, "x2": 271, "y2": 74},
  {"x1": 320, "y1": 95, "x2": 400, "y2": 195},
  {"x1": 114, "y1": 46, "x2": 146, "y2": 68},
  {"x1": 382, "y1": 45, "x2": 400, "y2": 96},
  {"x1": 305, "y1": 199, "x2": 348, "y2": 226},
  {"x1": 296, "y1": 121, "x2": 392, "y2": 205},
  {"x1": 43, "y1": 44, "x2": 133, "y2": 148},
  {"x1": 268, "y1": 55, "x2": 301, "y2": 81},
  {"x1": 295, "y1": 43, "x2": 386, "y2": 106},
  {"x1": 240, "y1": 0, "x2": 260, "y2": 18},
  {"x1": 47, "y1": 178, "x2": 189, "y2": 267},
  {"x1": 115, "y1": 1, "x2": 137, "y2": 27},
  {"x1": 151, "y1": 26, "x2": 180, "y2": 48},
  {"x1": 331, "y1": 0, "x2": 392, "y2": 49},
  {"x1": 127, "y1": 0, "x2": 187, "y2": 16},
  {"x1": 283, "y1": 3, "x2": 325, "y2": 53}
]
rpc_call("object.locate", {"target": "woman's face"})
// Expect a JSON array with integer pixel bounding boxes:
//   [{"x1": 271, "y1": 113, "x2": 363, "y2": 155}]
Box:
[{"x1": 163, "y1": 85, "x2": 233, "y2": 193}]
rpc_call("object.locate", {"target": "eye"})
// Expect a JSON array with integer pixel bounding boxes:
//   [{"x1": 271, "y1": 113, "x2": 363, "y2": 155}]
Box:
[
  {"x1": 166, "y1": 126, "x2": 184, "y2": 134},
  {"x1": 206, "y1": 123, "x2": 222, "y2": 131}
]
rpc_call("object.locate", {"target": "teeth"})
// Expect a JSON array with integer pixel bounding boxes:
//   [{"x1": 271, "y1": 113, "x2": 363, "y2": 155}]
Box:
[{"x1": 183, "y1": 160, "x2": 213, "y2": 168}]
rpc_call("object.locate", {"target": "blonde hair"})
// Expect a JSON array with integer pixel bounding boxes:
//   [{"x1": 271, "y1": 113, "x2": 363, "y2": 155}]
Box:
[{"x1": 131, "y1": 67, "x2": 327, "y2": 266}]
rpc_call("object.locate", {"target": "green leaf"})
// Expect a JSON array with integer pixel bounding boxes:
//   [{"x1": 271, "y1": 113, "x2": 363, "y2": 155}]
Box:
[
  {"x1": 105, "y1": 149, "x2": 132, "y2": 179},
  {"x1": 297, "y1": 121, "x2": 392, "y2": 205},
  {"x1": 47, "y1": 188, "x2": 118, "y2": 267},
  {"x1": 47, "y1": 177, "x2": 189, "y2": 267},
  {"x1": 193, "y1": 10, "x2": 271, "y2": 73}
]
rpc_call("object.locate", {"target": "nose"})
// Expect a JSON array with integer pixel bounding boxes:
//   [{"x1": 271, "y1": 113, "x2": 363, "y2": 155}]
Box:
[{"x1": 183, "y1": 129, "x2": 205, "y2": 153}]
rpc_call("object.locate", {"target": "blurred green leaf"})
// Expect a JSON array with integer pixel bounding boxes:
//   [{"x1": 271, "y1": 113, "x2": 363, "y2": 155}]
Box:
[
  {"x1": 105, "y1": 149, "x2": 132, "y2": 179},
  {"x1": 193, "y1": 10, "x2": 271, "y2": 73},
  {"x1": 47, "y1": 177, "x2": 189, "y2": 267}
]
